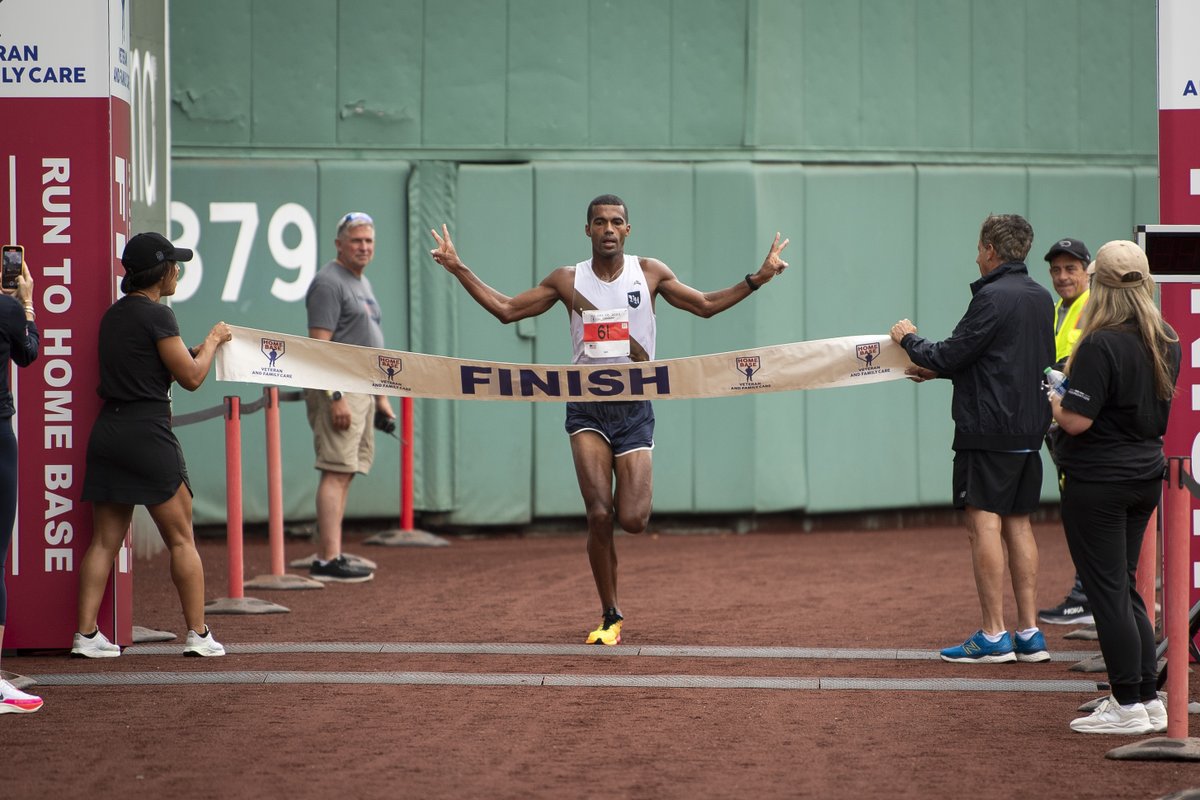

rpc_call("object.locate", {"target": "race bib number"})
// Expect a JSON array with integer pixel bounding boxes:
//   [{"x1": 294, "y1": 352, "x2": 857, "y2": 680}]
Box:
[{"x1": 583, "y1": 308, "x2": 630, "y2": 358}]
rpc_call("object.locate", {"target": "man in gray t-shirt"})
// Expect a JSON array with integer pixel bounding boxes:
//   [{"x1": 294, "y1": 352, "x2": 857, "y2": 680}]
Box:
[{"x1": 303, "y1": 211, "x2": 395, "y2": 583}]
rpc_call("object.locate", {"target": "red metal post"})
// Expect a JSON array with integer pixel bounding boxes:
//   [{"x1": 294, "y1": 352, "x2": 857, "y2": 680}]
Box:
[
  {"x1": 1165, "y1": 458, "x2": 1190, "y2": 738},
  {"x1": 264, "y1": 387, "x2": 285, "y2": 576},
  {"x1": 224, "y1": 396, "x2": 245, "y2": 600},
  {"x1": 401, "y1": 396, "x2": 414, "y2": 531}
]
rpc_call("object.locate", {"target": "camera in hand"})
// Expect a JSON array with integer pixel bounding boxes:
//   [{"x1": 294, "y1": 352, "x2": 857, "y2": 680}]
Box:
[
  {"x1": 2, "y1": 245, "x2": 23, "y2": 290},
  {"x1": 374, "y1": 410, "x2": 397, "y2": 437}
]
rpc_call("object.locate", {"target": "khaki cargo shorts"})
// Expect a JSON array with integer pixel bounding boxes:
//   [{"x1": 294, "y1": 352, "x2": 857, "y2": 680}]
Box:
[{"x1": 305, "y1": 389, "x2": 375, "y2": 474}]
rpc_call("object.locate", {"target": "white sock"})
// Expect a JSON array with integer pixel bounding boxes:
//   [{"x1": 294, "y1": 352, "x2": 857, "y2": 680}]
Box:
[
  {"x1": 1016, "y1": 627, "x2": 1039, "y2": 640},
  {"x1": 981, "y1": 630, "x2": 1006, "y2": 643}
]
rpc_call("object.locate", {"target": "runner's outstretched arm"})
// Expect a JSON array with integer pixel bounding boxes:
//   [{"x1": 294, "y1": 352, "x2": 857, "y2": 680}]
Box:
[
  {"x1": 430, "y1": 224, "x2": 560, "y2": 323},
  {"x1": 656, "y1": 232, "x2": 789, "y2": 318}
]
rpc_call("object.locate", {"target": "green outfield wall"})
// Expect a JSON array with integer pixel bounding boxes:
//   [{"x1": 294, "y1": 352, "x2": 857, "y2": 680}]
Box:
[{"x1": 165, "y1": 0, "x2": 1158, "y2": 525}]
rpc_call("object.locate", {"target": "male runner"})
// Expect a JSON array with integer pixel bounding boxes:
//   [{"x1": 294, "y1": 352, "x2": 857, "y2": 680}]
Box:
[{"x1": 430, "y1": 194, "x2": 789, "y2": 644}]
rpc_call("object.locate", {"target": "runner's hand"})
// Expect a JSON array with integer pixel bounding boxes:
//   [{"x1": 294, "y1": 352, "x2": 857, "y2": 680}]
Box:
[
  {"x1": 430, "y1": 224, "x2": 463, "y2": 272},
  {"x1": 747, "y1": 232, "x2": 789, "y2": 288}
]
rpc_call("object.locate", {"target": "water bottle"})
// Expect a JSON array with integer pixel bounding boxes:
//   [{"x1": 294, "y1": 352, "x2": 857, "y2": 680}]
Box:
[{"x1": 1044, "y1": 367, "x2": 1068, "y2": 398}]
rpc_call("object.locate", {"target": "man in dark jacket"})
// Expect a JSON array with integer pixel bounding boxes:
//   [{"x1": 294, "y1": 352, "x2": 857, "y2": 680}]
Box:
[{"x1": 890, "y1": 214, "x2": 1055, "y2": 665}]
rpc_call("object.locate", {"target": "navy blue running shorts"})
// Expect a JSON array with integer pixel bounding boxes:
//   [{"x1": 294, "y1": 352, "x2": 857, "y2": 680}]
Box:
[
  {"x1": 565, "y1": 400, "x2": 655, "y2": 457},
  {"x1": 952, "y1": 450, "x2": 1043, "y2": 515}
]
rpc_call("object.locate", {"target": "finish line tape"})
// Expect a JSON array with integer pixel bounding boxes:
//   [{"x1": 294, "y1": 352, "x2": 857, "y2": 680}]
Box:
[{"x1": 216, "y1": 325, "x2": 915, "y2": 402}]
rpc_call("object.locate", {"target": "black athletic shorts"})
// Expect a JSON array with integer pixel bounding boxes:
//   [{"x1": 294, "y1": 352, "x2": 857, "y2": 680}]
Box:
[
  {"x1": 565, "y1": 400, "x2": 655, "y2": 457},
  {"x1": 952, "y1": 450, "x2": 1042, "y2": 515}
]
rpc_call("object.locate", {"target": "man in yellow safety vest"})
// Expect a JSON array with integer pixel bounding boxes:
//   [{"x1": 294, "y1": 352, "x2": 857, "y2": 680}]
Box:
[{"x1": 1039, "y1": 237, "x2": 1094, "y2": 626}]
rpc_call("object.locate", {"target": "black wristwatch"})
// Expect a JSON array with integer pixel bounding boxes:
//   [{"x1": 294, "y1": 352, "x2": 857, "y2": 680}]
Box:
[{"x1": 330, "y1": 391, "x2": 344, "y2": 401}]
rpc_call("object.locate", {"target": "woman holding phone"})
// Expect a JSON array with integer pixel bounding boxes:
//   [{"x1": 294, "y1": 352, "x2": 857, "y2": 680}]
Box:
[{"x1": 0, "y1": 251, "x2": 42, "y2": 713}]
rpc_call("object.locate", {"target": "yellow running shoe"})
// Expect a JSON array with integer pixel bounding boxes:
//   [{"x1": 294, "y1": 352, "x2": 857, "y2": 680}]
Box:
[{"x1": 586, "y1": 611, "x2": 623, "y2": 645}]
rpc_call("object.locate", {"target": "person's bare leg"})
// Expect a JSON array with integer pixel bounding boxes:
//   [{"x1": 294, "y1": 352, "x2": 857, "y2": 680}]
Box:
[
  {"x1": 316, "y1": 469, "x2": 354, "y2": 561},
  {"x1": 613, "y1": 449, "x2": 653, "y2": 537},
  {"x1": 964, "y1": 506, "x2": 1007, "y2": 634},
  {"x1": 1001, "y1": 513, "x2": 1039, "y2": 631},
  {"x1": 76, "y1": 502, "x2": 135, "y2": 633},
  {"x1": 146, "y1": 484, "x2": 206, "y2": 633},
  {"x1": 571, "y1": 433, "x2": 619, "y2": 612}
]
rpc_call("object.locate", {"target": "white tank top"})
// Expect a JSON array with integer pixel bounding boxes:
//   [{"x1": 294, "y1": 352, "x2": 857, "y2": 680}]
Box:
[{"x1": 570, "y1": 255, "x2": 656, "y2": 364}]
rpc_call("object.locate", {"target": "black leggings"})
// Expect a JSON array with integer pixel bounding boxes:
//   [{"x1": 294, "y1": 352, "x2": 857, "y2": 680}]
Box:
[
  {"x1": 1060, "y1": 475, "x2": 1160, "y2": 705},
  {"x1": 0, "y1": 417, "x2": 16, "y2": 625}
]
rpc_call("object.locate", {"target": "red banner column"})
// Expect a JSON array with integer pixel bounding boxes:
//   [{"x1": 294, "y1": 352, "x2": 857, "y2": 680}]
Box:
[
  {"x1": 1156, "y1": 0, "x2": 1200, "y2": 653},
  {"x1": 1, "y1": 1, "x2": 133, "y2": 648}
]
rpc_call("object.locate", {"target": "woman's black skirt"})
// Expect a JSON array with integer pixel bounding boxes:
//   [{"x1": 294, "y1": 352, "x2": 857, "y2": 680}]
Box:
[{"x1": 81, "y1": 400, "x2": 191, "y2": 506}]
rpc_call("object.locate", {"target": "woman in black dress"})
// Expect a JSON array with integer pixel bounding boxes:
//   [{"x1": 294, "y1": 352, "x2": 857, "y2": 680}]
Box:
[
  {"x1": 1051, "y1": 240, "x2": 1181, "y2": 735},
  {"x1": 0, "y1": 254, "x2": 41, "y2": 712},
  {"x1": 73, "y1": 232, "x2": 232, "y2": 658}
]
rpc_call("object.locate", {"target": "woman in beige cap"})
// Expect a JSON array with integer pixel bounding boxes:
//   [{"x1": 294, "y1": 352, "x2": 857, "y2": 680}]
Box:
[{"x1": 1049, "y1": 240, "x2": 1180, "y2": 735}]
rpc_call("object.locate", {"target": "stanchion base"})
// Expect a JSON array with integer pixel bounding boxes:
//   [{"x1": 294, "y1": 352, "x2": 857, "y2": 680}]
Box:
[
  {"x1": 244, "y1": 573, "x2": 325, "y2": 591},
  {"x1": 363, "y1": 529, "x2": 450, "y2": 547},
  {"x1": 0, "y1": 670, "x2": 36, "y2": 690},
  {"x1": 1106, "y1": 737, "x2": 1200, "y2": 761},
  {"x1": 204, "y1": 596, "x2": 290, "y2": 615},
  {"x1": 288, "y1": 552, "x2": 378, "y2": 570},
  {"x1": 1064, "y1": 625, "x2": 1098, "y2": 641},
  {"x1": 1069, "y1": 654, "x2": 1107, "y2": 673},
  {"x1": 132, "y1": 626, "x2": 176, "y2": 643}
]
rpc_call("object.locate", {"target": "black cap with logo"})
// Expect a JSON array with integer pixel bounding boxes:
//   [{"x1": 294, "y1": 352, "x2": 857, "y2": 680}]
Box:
[
  {"x1": 1043, "y1": 237, "x2": 1091, "y2": 264},
  {"x1": 121, "y1": 232, "x2": 193, "y2": 274}
]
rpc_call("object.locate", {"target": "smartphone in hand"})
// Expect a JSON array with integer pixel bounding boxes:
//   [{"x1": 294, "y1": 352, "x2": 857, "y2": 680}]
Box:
[{"x1": 1, "y1": 245, "x2": 23, "y2": 290}]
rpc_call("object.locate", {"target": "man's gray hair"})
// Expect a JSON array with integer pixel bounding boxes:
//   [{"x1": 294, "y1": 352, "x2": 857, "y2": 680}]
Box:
[{"x1": 979, "y1": 214, "x2": 1034, "y2": 263}]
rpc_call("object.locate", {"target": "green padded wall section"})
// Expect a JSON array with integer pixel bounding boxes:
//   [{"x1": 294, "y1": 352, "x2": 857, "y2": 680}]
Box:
[
  {"x1": 587, "y1": 0, "x2": 671, "y2": 147},
  {"x1": 744, "y1": 166, "x2": 809, "y2": 512},
  {"x1": 802, "y1": 166, "x2": 919, "y2": 513},
  {"x1": 507, "y1": 0, "x2": 588, "y2": 146},
  {"x1": 337, "y1": 0, "x2": 424, "y2": 146},
  {"x1": 170, "y1": 0, "x2": 252, "y2": 144},
  {"x1": 251, "y1": 0, "x2": 338, "y2": 144},
  {"x1": 171, "y1": 0, "x2": 1156, "y2": 159},
  {"x1": 446, "y1": 165, "x2": 537, "y2": 524}
]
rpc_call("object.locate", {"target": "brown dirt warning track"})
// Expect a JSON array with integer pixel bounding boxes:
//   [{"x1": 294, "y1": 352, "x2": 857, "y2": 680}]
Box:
[{"x1": 3, "y1": 518, "x2": 1196, "y2": 800}]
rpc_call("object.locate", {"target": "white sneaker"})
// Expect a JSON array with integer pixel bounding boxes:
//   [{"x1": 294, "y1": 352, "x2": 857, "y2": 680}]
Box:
[
  {"x1": 1143, "y1": 697, "x2": 1168, "y2": 733},
  {"x1": 1069, "y1": 696, "x2": 1152, "y2": 735},
  {"x1": 71, "y1": 629, "x2": 122, "y2": 658},
  {"x1": 183, "y1": 626, "x2": 226, "y2": 657},
  {"x1": 0, "y1": 678, "x2": 43, "y2": 714}
]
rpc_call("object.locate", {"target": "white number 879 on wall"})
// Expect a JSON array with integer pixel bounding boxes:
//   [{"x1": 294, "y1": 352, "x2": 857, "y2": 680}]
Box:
[{"x1": 168, "y1": 200, "x2": 317, "y2": 304}]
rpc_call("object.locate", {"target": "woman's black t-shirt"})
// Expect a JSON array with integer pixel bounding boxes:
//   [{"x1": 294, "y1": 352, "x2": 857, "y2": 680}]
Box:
[
  {"x1": 95, "y1": 295, "x2": 180, "y2": 402},
  {"x1": 1057, "y1": 323, "x2": 1182, "y2": 482}
]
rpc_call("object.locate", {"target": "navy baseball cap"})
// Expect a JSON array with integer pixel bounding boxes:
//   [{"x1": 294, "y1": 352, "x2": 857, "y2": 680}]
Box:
[
  {"x1": 121, "y1": 232, "x2": 193, "y2": 274},
  {"x1": 1043, "y1": 237, "x2": 1090, "y2": 264}
]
